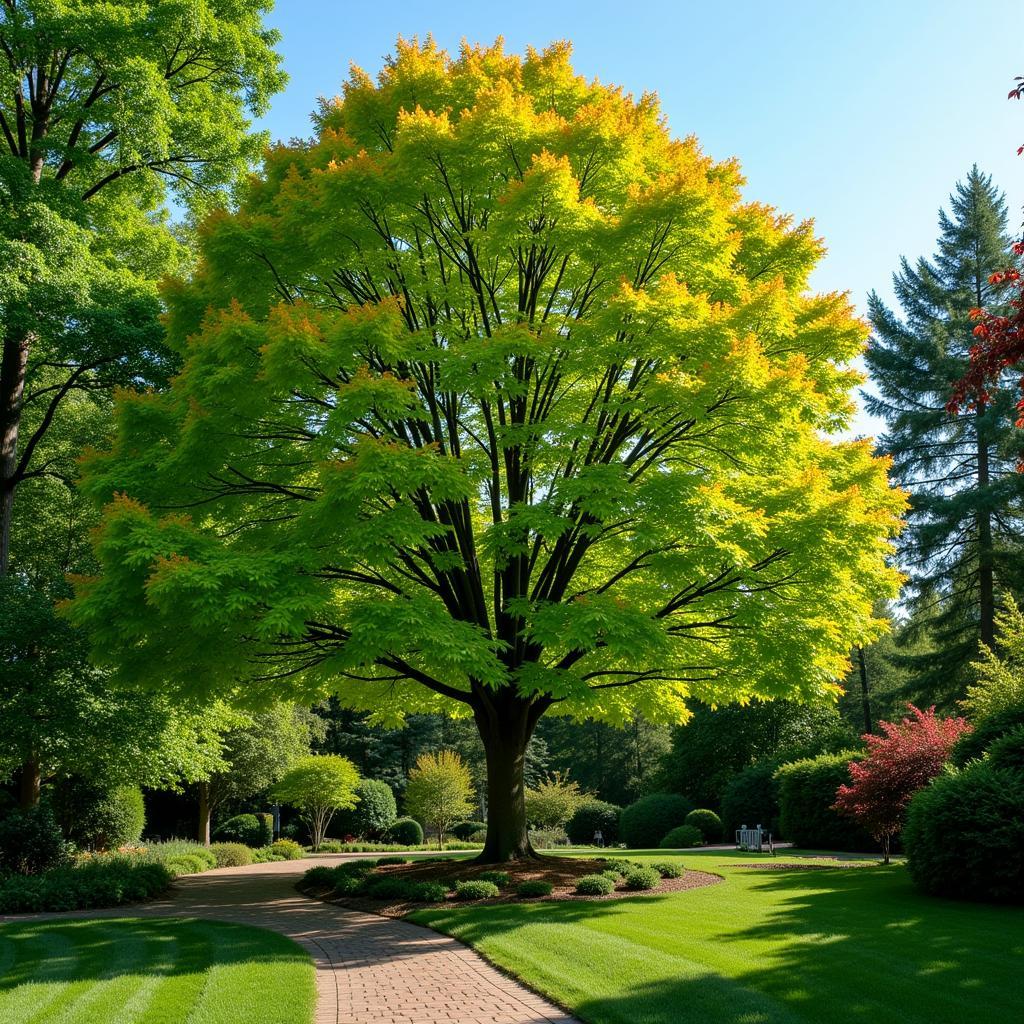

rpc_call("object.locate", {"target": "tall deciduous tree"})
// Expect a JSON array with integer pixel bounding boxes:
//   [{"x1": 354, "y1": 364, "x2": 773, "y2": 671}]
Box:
[
  {"x1": 404, "y1": 750, "x2": 475, "y2": 849},
  {"x1": 866, "y1": 168, "x2": 1024, "y2": 705},
  {"x1": 0, "y1": 0, "x2": 284, "y2": 573},
  {"x1": 71, "y1": 39, "x2": 903, "y2": 862}
]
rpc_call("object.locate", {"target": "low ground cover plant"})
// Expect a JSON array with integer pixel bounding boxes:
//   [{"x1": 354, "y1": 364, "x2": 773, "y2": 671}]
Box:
[
  {"x1": 575, "y1": 874, "x2": 615, "y2": 896},
  {"x1": 516, "y1": 880, "x2": 554, "y2": 898},
  {"x1": 454, "y1": 879, "x2": 500, "y2": 900},
  {"x1": 0, "y1": 857, "x2": 172, "y2": 913}
]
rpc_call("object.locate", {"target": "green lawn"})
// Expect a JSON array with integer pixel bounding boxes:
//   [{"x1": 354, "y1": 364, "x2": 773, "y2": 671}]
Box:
[
  {"x1": 0, "y1": 917, "x2": 314, "y2": 1024},
  {"x1": 411, "y1": 849, "x2": 1024, "y2": 1024}
]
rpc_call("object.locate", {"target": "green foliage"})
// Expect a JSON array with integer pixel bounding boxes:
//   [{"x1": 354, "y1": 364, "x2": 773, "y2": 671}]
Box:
[
  {"x1": 141, "y1": 840, "x2": 216, "y2": 872},
  {"x1": 575, "y1": 874, "x2": 615, "y2": 896},
  {"x1": 951, "y1": 706, "x2": 1024, "y2": 766},
  {"x1": 381, "y1": 816, "x2": 425, "y2": 844},
  {"x1": 71, "y1": 38, "x2": 902, "y2": 862},
  {"x1": 332, "y1": 778, "x2": 398, "y2": 839},
  {"x1": 210, "y1": 842, "x2": 254, "y2": 868},
  {"x1": 375, "y1": 855, "x2": 410, "y2": 866},
  {"x1": 685, "y1": 808, "x2": 723, "y2": 843},
  {"x1": 660, "y1": 824, "x2": 703, "y2": 848},
  {"x1": 451, "y1": 820, "x2": 487, "y2": 840},
  {"x1": 302, "y1": 865, "x2": 337, "y2": 889},
  {"x1": 410, "y1": 881, "x2": 449, "y2": 902},
  {"x1": 0, "y1": 803, "x2": 68, "y2": 874},
  {"x1": 54, "y1": 781, "x2": 144, "y2": 851},
  {"x1": 454, "y1": 879, "x2": 500, "y2": 900},
  {"x1": 776, "y1": 752, "x2": 875, "y2": 850},
  {"x1": 566, "y1": 799, "x2": 621, "y2": 845},
  {"x1": 269, "y1": 839, "x2": 304, "y2": 861},
  {"x1": 272, "y1": 755, "x2": 360, "y2": 850},
  {"x1": 720, "y1": 762, "x2": 781, "y2": 836},
  {"x1": 476, "y1": 870, "x2": 510, "y2": 887},
  {"x1": 963, "y1": 599, "x2": 1024, "y2": 721},
  {"x1": 620, "y1": 793, "x2": 692, "y2": 848},
  {"x1": 525, "y1": 772, "x2": 582, "y2": 830},
  {"x1": 213, "y1": 814, "x2": 263, "y2": 847},
  {"x1": 985, "y1": 727, "x2": 1024, "y2": 772},
  {"x1": 865, "y1": 168, "x2": 1024, "y2": 705},
  {"x1": 0, "y1": 858, "x2": 172, "y2": 913},
  {"x1": 623, "y1": 866, "x2": 661, "y2": 890},
  {"x1": 515, "y1": 880, "x2": 553, "y2": 898},
  {"x1": 904, "y1": 761, "x2": 1024, "y2": 902},
  {"x1": 651, "y1": 861, "x2": 683, "y2": 878},
  {"x1": 403, "y1": 751, "x2": 475, "y2": 847}
]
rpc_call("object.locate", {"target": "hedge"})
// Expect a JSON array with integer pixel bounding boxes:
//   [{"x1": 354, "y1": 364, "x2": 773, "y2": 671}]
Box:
[
  {"x1": 566, "y1": 799, "x2": 621, "y2": 845},
  {"x1": 775, "y1": 751, "x2": 875, "y2": 850},
  {"x1": 0, "y1": 858, "x2": 172, "y2": 913},
  {"x1": 620, "y1": 793, "x2": 692, "y2": 848},
  {"x1": 720, "y1": 762, "x2": 780, "y2": 837}
]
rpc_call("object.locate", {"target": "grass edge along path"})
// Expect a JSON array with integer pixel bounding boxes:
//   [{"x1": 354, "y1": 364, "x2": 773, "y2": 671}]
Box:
[
  {"x1": 0, "y1": 916, "x2": 315, "y2": 1024},
  {"x1": 409, "y1": 849, "x2": 1023, "y2": 1024}
]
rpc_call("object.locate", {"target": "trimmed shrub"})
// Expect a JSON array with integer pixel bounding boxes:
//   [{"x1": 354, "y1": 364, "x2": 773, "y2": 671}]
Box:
[
  {"x1": 331, "y1": 871, "x2": 366, "y2": 895},
  {"x1": 986, "y1": 727, "x2": 1024, "y2": 772},
  {"x1": 451, "y1": 820, "x2": 487, "y2": 841},
  {"x1": 385, "y1": 817, "x2": 424, "y2": 846},
  {"x1": 904, "y1": 761, "x2": 1024, "y2": 902},
  {"x1": 410, "y1": 881, "x2": 449, "y2": 902},
  {"x1": 213, "y1": 813, "x2": 263, "y2": 847},
  {"x1": 566, "y1": 799, "x2": 622, "y2": 845},
  {"x1": 775, "y1": 752, "x2": 875, "y2": 851},
  {"x1": 528, "y1": 827, "x2": 569, "y2": 848},
  {"x1": 601, "y1": 869, "x2": 623, "y2": 882},
  {"x1": 950, "y1": 706, "x2": 1024, "y2": 766},
  {"x1": 0, "y1": 803, "x2": 69, "y2": 875},
  {"x1": 720, "y1": 762, "x2": 780, "y2": 837},
  {"x1": 602, "y1": 858, "x2": 639, "y2": 874},
  {"x1": 55, "y1": 783, "x2": 145, "y2": 851},
  {"x1": 659, "y1": 824, "x2": 702, "y2": 848},
  {"x1": 336, "y1": 857, "x2": 378, "y2": 875},
  {"x1": 255, "y1": 812, "x2": 274, "y2": 847},
  {"x1": 302, "y1": 865, "x2": 337, "y2": 888},
  {"x1": 685, "y1": 808, "x2": 723, "y2": 843},
  {"x1": 575, "y1": 873, "x2": 615, "y2": 895},
  {"x1": 316, "y1": 840, "x2": 345, "y2": 853},
  {"x1": 623, "y1": 866, "x2": 661, "y2": 890},
  {"x1": 252, "y1": 846, "x2": 285, "y2": 863},
  {"x1": 145, "y1": 841, "x2": 216, "y2": 871},
  {"x1": 361, "y1": 875, "x2": 416, "y2": 900},
  {"x1": 0, "y1": 858, "x2": 172, "y2": 913},
  {"x1": 516, "y1": 879, "x2": 553, "y2": 898},
  {"x1": 210, "y1": 842, "x2": 253, "y2": 868},
  {"x1": 651, "y1": 861, "x2": 683, "y2": 878},
  {"x1": 375, "y1": 855, "x2": 410, "y2": 866},
  {"x1": 620, "y1": 793, "x2": 693, "y2": 848},
  {"x1": 164, "y1": 853, "x2": 208, "y2": 876},
  {"x1": 270, "y1": 838, "x2": 304, "y2": 860},
  {"x1": 454, "y1": 879, "x2": 499, "y2": 900},
  {"x1": 332, "y1": 779, "x2": 398, "y2": 839},
  {"x1": 476, "y1": 870, "x2": 510, "y2": 887}
]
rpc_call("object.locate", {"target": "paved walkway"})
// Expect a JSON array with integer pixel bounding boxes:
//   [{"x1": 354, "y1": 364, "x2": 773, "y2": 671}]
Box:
[{"x1": 5, "y1": 856, "x2": 578, "y2": 1024}]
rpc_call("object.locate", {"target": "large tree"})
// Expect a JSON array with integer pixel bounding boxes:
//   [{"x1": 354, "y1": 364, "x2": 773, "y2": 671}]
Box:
[
  {"x1": 0, "y1": 0, "x2": 284, "y2": 573},
  {"x1": 71, "y1": 40, "x2": 903, "y2": 862},
  {"x1": 866, "y1": 167, "x2": 1024, "y2": 704}
]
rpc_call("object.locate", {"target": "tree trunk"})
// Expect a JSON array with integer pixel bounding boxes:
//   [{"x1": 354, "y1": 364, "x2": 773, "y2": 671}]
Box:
[
  {"x1": 0, "y1": 327, "x2": 31, "y2": 576},
  {"x1": 17, "y1": 754, "x2": 41, "y2": 809},
  {"x1": 976, "y1": 401, "x2": 995, "y2": 649},
  {"x1": 475, "y1": 694, "x2": 543, "y2": 863},
  {"x1": 882, "y1": 833, "x2": 890, "y2": 866},
  {"x1": 857, "y1": 645, "x2": 872, "y2": 735},
  {"x1": 197, "y1": 781, "x2": 212, "y2": 846}
]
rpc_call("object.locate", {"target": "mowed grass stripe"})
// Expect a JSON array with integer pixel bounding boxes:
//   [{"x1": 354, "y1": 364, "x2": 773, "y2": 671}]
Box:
[{"x1": 0, "y1": 918, "x2": 314, "y2": 1024}]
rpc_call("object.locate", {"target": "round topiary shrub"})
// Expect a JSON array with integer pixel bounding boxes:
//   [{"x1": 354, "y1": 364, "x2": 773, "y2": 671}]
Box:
[
  {"x1": 451, "y1": 820, "x2": 487, "y2": 841},
  {"x1": 213, "y1": 813, "x2": 263, "y2": 847},
  {"x1": 516, "y1": 879, "x2": 553, "y2": 898},
  {"x1": 410, "y1": 881, "x2": 449, "y2": 902},
  {"x1": 454, "y1": 879, "x2": 500, "y2": 900},
  {"x1": 575, "y1": 873, "x2": 615, "y2": 896},
  {"x1": 332, "y1": 779, "x2": 398, "y2": 839},
  {"x1": 659, "y1": 824, "x2": 702, "y2": 848},
  {"x1": 904, "y1": 761, "x2": 1024, "y2": 903},
  {"x1": 623, "y1": 866, "x2": 661, "y2": 890},
  {"x1": 685, "y1": 808, "x2": 723, "y2": 843},
  {"x1": 210, "y1": 842, "x2": 254, "y2": 868},
  {"x1": 619, "y1": 794, "x2": 693, "y2": 848},
  {"x1": 651, "y1": 861, "x2": 683, "y2": 878},
  {"x1": 566, "y1": 799, "x2": 622, "y2": 845},
  {"x1": 385, "y1": 817, "x2": 423, "y2": 846},
  {"x1": 601, "y1": 869, "x2": 623, "y2": 882},
  {"x1": 476, "y1": 870, "x2": 510, "y2": 887}
]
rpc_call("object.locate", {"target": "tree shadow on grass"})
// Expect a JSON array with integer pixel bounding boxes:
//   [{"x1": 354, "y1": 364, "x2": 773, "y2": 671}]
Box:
[{"x1": 0, "y1": 917, "x2": 307, "y2": 994}]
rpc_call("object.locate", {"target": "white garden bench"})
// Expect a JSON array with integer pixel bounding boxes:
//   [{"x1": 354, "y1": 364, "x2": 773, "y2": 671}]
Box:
[{"x1": 735, "y1": 824, "x2": 775, "y2": 855}]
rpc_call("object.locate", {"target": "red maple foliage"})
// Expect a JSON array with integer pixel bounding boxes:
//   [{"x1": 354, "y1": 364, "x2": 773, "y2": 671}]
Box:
[{"x1": 833, "y1": 705, "x2": 971, "y2": 863}]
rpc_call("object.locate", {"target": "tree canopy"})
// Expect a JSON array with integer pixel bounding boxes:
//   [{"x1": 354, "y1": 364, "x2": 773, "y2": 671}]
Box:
[{"x1": 71, "y1": 38, "x2": 904, "y2": 860}]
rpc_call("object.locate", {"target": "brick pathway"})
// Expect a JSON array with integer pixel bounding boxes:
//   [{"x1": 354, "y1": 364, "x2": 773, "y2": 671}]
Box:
[{"x1": 5, "y1": 856, "x2": 579, "y2": 1024}]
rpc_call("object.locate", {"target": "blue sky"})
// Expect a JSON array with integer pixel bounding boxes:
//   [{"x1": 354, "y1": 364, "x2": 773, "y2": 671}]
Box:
[{"x1": 258, "y1": 0, "x2": 1024, "y2": 434}]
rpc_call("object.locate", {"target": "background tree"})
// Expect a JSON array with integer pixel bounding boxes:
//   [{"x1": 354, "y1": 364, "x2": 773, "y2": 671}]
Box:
[
  {"x1": 271, "y1": 754, "x2": 359, "y2": 851},
  {"x1": 834, "y1": 705, "x2": 970, "y2": 862},
  {"x1": 331, "y1": 778, "x2": 398, "y2": 839},
  {"x1": 72, "y1": 39, "x2": 903, "y2": 862},
  {"x1": 404, "y1": 750, "x2": 475, "y2": 849},
  {"x1": 866, "y1": 167, "x2": 1024, "y2": 705},
  {"x1": 524, "y1": 772, "x2": 582, "y2": 830}
]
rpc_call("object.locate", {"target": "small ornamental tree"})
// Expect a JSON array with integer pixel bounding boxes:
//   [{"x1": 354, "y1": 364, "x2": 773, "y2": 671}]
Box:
[
  {"x1": 525, "y1": 772, "x2": 582, "y2": 830},
  {"x1": 404, "y1": 750, "x2": 474, "y2": 849},
  {"x1": 70, "y1": 39, "x2": 903, "y2": 863},
  {"x1": 834, "y1": 705, "x2": 971, "y2": 863},
  {"x1": 271, "y1": 755, "x2": 359, "y2": 851}
]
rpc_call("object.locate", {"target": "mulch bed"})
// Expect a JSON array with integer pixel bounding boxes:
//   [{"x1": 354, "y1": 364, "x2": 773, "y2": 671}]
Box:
[{"x1": 304, "y1": 856, "x2": 721, "y2": 917}]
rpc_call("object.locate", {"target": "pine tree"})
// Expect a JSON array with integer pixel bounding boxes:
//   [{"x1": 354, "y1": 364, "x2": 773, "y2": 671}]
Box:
[{"x1": 866, "y1": 167, "x2": 1024, "y2": 705}]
